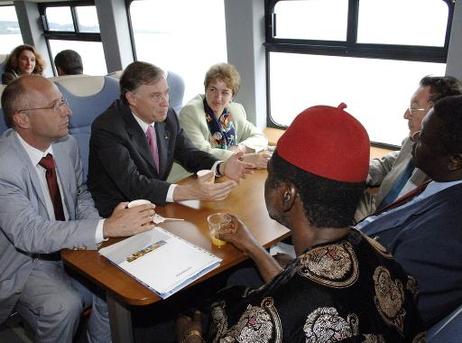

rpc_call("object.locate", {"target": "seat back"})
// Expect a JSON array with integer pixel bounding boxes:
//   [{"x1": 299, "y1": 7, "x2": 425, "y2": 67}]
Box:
[
  {"x1": 0, "y1": 84, "x2": 8, "y2": 134},
  {"x1": 107, "y1": 69, "x2": 185, "y2": 113},
  {"x1": 51, "y1": 75, "x2": 120, "y2": 181},
  {"x1": 428, "y1": 304, "x2": 462, "y2": 342},
  {"x1": 166, "y1": 71, "x2": 185, "y2": 114},
  {"x1": 0, "y1": 54, "x2": 8, "y2": 83}
]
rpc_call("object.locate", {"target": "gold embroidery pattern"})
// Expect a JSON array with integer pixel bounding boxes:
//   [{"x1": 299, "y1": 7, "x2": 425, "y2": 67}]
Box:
[
  {"x1": 362, "y1": 334, "x2": 386, "y2": 342},
  {"x1": 297, "y1": 241, "x2": 359, "y2": 288},
  {"x1": 363, "y1": 235, "x2": 393, "y2": 258},
  {"x1": 261, "y1": 297, "x2": 283, "y2": 343},
  {"x1": 406, "y1": 276, "x2": 419, "y2": 301},
  {"x1": 412, "y1": 332, "x2": 426, "y2": 343},
  {"x1": 214, "y1": 297, "x2": 282, "y2": 343},
  {"x1": 227, "y1": 303, "x2": 273, "y2": 342},
  {"x1": 210, "y1": 301, "x2": 229, "y2": 342},
  {"x1": 303, "y1": 307, "x2": 359, "y2": 342},
  {"x1": 373, "y1": 266, "x2": 406, "y2": 333}
]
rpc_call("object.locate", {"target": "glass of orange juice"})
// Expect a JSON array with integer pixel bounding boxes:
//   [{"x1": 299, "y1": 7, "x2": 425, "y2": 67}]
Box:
[{"x1": 207, "y1": 213, "x2": 233, "y2": 247}]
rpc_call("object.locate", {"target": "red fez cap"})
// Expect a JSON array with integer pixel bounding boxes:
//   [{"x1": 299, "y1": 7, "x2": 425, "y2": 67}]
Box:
[{"x1": 276, "y1": 103, "x2": 370, "y2": 183}]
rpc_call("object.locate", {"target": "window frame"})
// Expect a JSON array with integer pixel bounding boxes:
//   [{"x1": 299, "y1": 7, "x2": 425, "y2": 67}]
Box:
[
  {"x1": 38, "y1": 1, "x2": 102, "y2": 75},
  {"x1": 125, "y1": 0, "x2": 140, "y2": 61},
  {"x1": 264, "y1": 0, "x2": 455, "y2": 147}
]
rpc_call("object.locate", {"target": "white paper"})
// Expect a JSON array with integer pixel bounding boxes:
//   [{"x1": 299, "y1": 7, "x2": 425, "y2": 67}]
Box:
[{"x1": 99, "y1": 228, "x2": 222, "y2": 299}]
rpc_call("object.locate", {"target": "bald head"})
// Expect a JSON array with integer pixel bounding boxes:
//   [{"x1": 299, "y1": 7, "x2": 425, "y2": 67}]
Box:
[
  {"x1": 1, "y1": 75, "x2": 71, "y2": 150},
  {"x1": 1, "y1": 75, "x2": 57, "y2": 129}
]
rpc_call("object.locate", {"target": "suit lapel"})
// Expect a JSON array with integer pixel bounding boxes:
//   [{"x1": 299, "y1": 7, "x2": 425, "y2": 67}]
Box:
[
  {"x1": 9, "y1": 132, "x2": 49, "y2": 216},
  {"x1": 53, "y1": 140, "x2": 75, "y2": 219},
  {"x1": 155, "y1": 122, "x2": 170, "y2": 177}
]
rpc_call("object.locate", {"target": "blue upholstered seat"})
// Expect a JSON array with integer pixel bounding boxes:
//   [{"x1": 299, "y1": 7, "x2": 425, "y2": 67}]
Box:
[
  {"x1": 51, "y1": 75, "x2": 120, "y2": 182},
  {"x1": 107, "y1": 69, "x2": 185, "y2": 113},
  {"x1": 166, "y1": 71, "x2": 185, "y2": 114},
  {"x1": 0, "y1": 54, "x2": 8, "y2": 85},
  {"x1": 427, "y1": 303, "x2": 462, "y2": 343},
  {"x1": 0, "y1": 85, "x2": 8, "y2": 135}
]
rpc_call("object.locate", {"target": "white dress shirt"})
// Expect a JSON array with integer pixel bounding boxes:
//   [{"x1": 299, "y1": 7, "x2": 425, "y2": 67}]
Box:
[
  {"x1": 131, "y1": 112, "x2": 221, "y2": 203},
  {"x1": 16, "y1": 132, "x2": 105, "y2": 243}
]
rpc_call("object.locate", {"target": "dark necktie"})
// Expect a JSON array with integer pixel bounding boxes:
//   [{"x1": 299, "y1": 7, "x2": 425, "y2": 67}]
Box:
[
  {"x1": 146, "y1": 125, "x2": 159, "y2": 172},
  {"x1": 373, "y1": 179, "x2": 431, "y2": 216},
  {"x1": 39, "y1": 154, "x2": 65, "y2": 221}
]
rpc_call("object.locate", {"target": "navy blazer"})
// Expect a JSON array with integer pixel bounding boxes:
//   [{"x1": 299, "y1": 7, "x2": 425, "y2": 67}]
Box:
[
  {"x1": 360, "y1": 182, "x2": 462, "y2": 328},
  {"x1": 88, "y1": 99, "x2": 218, "y2": 217}
]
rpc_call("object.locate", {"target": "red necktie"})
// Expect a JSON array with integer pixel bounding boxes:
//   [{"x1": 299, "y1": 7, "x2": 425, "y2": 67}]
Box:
[
  {"x1": 146, "y1": 125, "x2": 159, "y2": 172},
  {"x1": 373, "y1": 180, "x2": 431, "y2": 216},
  {"x1": 39, "y1": 154, "x2": 65, "y2": 221}
]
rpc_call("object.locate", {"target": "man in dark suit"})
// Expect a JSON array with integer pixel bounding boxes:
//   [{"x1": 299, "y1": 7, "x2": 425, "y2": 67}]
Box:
[
  {"x1": 88, "y1": 61, "x2": 252, "y2": 217},
  {"x1": 0, "y1": 75, "x2": 155, "y2": 342},
  {"x1": 358, "y1": 95, "x2": 462, "y2": 329}
]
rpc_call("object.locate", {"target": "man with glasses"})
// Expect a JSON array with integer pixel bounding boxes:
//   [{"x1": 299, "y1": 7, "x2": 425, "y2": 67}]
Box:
[
  {"x1": 357, "y1": 95, "x2": 462, "y2": 329},
  {"x1": 0, "y1": 75, "x2": 156, "y2": 342},
  {"x1": 355, "y1": 75, "x2": 462, "y2": 221}
]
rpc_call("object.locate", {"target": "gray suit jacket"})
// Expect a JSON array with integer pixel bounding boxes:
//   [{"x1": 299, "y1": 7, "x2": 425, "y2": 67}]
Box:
[
  {"x1": 0, "y1": 130, "x2": 100, "y2": 322},
  {"x1": 355, "y1": 137, "x2": 429, "y2": 221}
]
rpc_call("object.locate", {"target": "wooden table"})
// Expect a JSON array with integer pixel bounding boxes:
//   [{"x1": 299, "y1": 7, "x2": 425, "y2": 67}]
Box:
[{"x1": 62, "y1": 170, "x2": 290, "y2": 342}]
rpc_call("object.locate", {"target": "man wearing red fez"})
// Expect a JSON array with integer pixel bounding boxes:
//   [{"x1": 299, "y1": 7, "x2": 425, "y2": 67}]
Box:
[{"x1": 177, "y1": 104, "x2": 423, "y2": 342}]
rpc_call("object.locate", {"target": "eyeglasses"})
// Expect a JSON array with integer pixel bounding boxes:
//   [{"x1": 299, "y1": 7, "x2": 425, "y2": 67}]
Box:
[
  {"x1": 18, "y1": 97, "x2": 69, "y2": 113},
  {"x1": 407, "y1": 106, "x2": 428, "y2": 115}
]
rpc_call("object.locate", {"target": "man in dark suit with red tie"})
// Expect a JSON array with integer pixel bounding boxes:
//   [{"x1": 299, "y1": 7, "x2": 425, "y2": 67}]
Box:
[
  {"x1": 358, "y1": 95, "x2": 462, "y2": 329},
  {"x1": 88, "y1": 61, "x2": 253, "y2": 217}
]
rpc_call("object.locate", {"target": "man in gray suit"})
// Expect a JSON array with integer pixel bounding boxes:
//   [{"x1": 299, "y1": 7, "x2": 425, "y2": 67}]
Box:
[
  {"x1": 355, "y1": 75, "x2": 462, "y2": 221},
  {"x1": 0, "y1": 75, "x2": 156, "y2": 342}
]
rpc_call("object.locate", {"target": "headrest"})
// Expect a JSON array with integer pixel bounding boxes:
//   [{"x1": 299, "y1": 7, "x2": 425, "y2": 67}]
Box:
[
  {"x1": 49, "y1": 75, "x2": 107, "y2": 96},
  {"x1": 53, "y1": 76, "x2": 120, "y2": 128},
  {"x1": 0, "y1": 84, "x2": 8, "y2": 134},
  {"x1": 106, "y1": 70, "x2": 123, "y2": 80},
  {"x1": 276, "y1": 103, "x2": 370, "y2": 183}
]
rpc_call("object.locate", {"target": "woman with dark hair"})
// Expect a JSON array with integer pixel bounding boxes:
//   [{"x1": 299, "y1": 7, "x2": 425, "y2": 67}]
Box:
[{"x1": 2, "y1": 44, "x2": 46, "y2": 84}]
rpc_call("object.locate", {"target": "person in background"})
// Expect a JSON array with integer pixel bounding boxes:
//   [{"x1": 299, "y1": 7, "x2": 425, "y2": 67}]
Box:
[
  {"x1": 88, "y1": 61, "x2": 253, "y2": 217},
  {"x1": 179, "y1": 63, "x2": 269, "y2": 168},
  {"x1": 357, "y1": 95, "x2": 462, "y2": 329},
  {"x1": 54, "y1": 49, "x2": 83, "y2": 76},
  {"x1": 355, "y1": 75, "x2": 462, "y2": 222},
  {"x1": 1, "y1": 44, "x2": 46, "y2": 84},
  {"x1": 176, "y1": 104, "x2": 423, "y2": 342},
  {"x1": 0, "y1": 75, "x2": 156, "y2": 342}
]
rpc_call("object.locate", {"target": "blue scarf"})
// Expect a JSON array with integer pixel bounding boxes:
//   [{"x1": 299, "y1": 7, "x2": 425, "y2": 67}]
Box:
[{"x1": 203, "y1": 98, "x2": 237, "y2": 149}]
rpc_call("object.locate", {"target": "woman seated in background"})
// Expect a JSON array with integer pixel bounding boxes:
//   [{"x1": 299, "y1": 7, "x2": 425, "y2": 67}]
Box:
[
  {"x1": 2, "y1": 44, "x2": 45, "y2": 84},
  {"x1": 179, "y1": 63, "x2": 270, "y2": 168}
]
